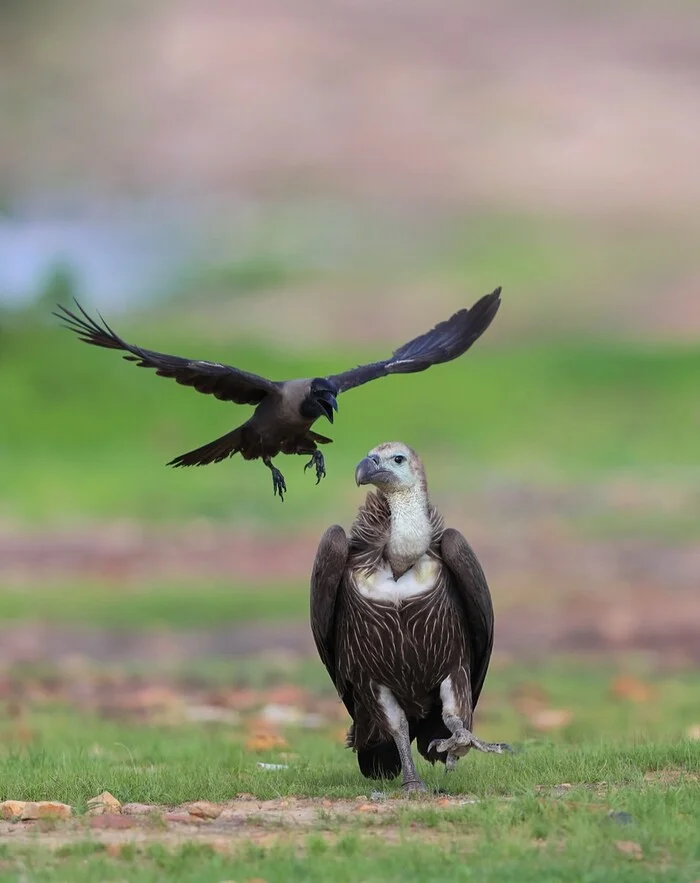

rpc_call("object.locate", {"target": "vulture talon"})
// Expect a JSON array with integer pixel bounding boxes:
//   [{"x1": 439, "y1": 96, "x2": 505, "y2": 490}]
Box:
[
  {"x1": 402, "y1": 779, "x2": 428, "y2": 794},
  {"x1": 428, "y1": 729, "x2": 511, "y2": 759},
  {"x1": 304, "y1": 450, "x2": 326, "y2": 485}
]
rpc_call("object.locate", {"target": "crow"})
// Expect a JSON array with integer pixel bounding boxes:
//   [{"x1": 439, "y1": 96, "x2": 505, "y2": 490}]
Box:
[
  {"x1": 55, "y1": 288, "x2": 501, "y2": 500},
  {"x1": 310, "y1": 441, "x2": 511, "y2": 792}
]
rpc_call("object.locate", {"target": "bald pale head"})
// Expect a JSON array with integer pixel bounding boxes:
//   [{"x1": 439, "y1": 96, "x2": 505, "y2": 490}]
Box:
[{"x1": 354, "y1": 441, "x2": 427, "y2": 495}]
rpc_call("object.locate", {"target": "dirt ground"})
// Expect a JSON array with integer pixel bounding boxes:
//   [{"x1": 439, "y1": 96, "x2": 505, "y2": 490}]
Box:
[{"x1": 1, "y1": 496, "x2": 698, "y2": 664}]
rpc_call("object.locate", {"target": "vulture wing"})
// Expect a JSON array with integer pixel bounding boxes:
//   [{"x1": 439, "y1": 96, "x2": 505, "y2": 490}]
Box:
[
  {"x1": 325, "y1": 287, "x2": 501, "y2": 395},
  {"x1": 310, "y1": 524, "x2": 350, "y2": 705},
  {"x1": 440, "y1": 528, "x2": 494, "y2": 708},
  {"x1": 54, "y1": 300, "x2": 280, "y2": 406}
]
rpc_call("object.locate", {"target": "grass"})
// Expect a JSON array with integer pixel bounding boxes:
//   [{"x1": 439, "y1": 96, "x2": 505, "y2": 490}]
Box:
[
  {"x1": 0, "y1": 658, "x2": 697, "y2": 880},
  {"x1": 1, "y1": 315, "x2": 699, "y2": 528},
  {"x1": 0, "y1": 580, "x2": 308, "y2": 629}
]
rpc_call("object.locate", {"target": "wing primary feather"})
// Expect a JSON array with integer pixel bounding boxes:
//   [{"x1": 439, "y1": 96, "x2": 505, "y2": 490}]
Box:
[
  {"x1": 326, "y1": 286, "x2": 501, "y2": 394},
  {"x1": 54, "y1": 298, "x2": 279, "y2": 406}
]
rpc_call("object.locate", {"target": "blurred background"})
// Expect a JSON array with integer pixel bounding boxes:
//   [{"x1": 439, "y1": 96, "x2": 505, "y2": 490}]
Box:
[{"x1": 0, "y1": 0, "x2": 698, "y2": 750}]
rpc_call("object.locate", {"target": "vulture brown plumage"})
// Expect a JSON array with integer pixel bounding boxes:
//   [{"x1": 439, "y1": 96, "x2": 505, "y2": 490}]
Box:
[{"x1": 310, "y1": 442, "x2": 511, "y2": 791}]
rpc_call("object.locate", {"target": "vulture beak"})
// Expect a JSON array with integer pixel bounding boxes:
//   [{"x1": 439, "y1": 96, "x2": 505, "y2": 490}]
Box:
[
  {"x1": 355, "y1": 455, "x2": 385, "y2": 486},
  {"x1": 316, "y1": 390, "x2": 338, "y2": 424}
]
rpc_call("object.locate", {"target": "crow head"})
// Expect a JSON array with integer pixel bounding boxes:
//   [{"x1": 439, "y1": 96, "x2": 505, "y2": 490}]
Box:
[
  {"x1": 355, "y1": 441, "x2": 425, "y2": 494},
  {"x1": 302, "y1": 378, "x2": 339, "y2": 424}
]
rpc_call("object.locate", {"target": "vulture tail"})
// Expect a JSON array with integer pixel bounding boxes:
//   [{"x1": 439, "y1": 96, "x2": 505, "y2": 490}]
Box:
[
  {"x1": 357, "y1": 743, "x2": 402, "y2": 780},
  {"x1": 415, "y1": 705, "x2": 456, "y2": 765},
  {"x1": 167, "y1": 427, "x2": 244, "y2": 468}
]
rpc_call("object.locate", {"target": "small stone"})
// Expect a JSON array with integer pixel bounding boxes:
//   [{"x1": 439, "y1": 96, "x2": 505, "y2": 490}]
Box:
[
  {"x1": 187, "y1": 801, "x2": 222, "y2": 820},
  {"x1": 121, "y1": 803, "x2": 159, "y2": 816},
  {"x1": 0, "y1": 801, "x2": 27, "y2": 820},
  {"x1": 164, "y1": 811, "x2": 206, "y2": 825},
  {"x1": 87, "y1": 791, "x2": 121, "y2": 816},
  {"x1": 21, "y1": 802, "x2": 72, "y2": 821},
  {"x1": 370, "y1": 791, "x2": 386, "y2": 802},
  {"x1": 89, "y1": 814, "x2": 134, "y2": 830}
]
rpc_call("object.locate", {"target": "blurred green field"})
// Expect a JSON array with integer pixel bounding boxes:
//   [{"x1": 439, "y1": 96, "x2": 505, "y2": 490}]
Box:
[{"x1": 1, "y1": 312, "x2": 698, "y2": 528}]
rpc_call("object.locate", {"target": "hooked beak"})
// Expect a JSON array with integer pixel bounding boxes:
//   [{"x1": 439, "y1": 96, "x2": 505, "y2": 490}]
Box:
[
  {"x1": 317, "y1": 391, "x2": 338, "y2": 424},
  {"x1": 355, "y1": 455, "x2": 383, "y2": 486}
]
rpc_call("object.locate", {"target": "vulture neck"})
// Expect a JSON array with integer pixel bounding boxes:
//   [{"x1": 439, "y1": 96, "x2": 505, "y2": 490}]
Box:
[{"x1": 383, "y1": 487, "x2": 433, "y2": 579}]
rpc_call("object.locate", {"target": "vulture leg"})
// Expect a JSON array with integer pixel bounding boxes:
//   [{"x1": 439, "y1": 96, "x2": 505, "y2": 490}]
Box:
[
  {"x1": 377, "y1": 686, "x2": 426, "y2": 793},
  {"x1": 428, "y1": 676, "x2": 511, "y2": 770},
  {"x1": 263, "y1": 457, "x2": 287, "y2": 501},
  {"x1": 303, "y1": 449, "x2": 327, "y2": 484}
]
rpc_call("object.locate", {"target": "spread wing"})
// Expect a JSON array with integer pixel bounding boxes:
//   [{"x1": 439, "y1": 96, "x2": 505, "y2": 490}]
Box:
[
  {"x1": 310, "y1": 524, "x2": 349, "y2": 694},
  {"x1": 440, "y1": 528, "x2": 494, "y2": 708},
  {"x1": 54, "y1": 300, "x2": 280, "y2": 406},
  {"x1": 326, "y1": 287, "x2": 501, "y2": 395}
]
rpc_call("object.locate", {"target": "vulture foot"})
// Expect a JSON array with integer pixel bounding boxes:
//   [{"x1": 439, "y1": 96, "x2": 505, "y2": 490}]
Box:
[
  {"x1": 402, "y1": 778, "x2": 428, "y2": 794},
  {"x1": 428, "y1": 729, "x2": 512, "y2": 767},
  {"x1": 304, "y1": 450, "x2": 326, "y2": 485}
]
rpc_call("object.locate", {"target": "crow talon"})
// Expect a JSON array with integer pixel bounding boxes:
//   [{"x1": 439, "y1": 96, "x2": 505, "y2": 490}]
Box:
[
  {"x1": 270, "y1": 466, "x2": 287, "y2": 501},
  {"x1": 304, "y1": 451, "x2": 326, "y2": 485}
]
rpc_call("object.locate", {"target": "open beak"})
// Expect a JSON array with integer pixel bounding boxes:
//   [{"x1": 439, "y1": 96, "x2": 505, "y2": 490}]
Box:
[
  {"x1": 355, "y1": 455, "x2": 382, "y2": 486},
  {"x1": 317, "y1": 391, "x2": 338, "y2": 424}
]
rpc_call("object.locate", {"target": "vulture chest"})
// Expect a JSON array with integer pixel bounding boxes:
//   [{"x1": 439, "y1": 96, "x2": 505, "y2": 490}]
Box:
[{"x1": 336, "y1": 554, "x2": 468, "y2": 709}]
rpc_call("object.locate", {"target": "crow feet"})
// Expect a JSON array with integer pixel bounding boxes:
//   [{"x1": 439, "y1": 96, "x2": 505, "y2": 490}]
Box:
[
  {"x1": 266, "y1": 464, "x2": 287, "y2": 501},
  {"x1": 428, "y1": 730, "x2": 512, "y2": 771},
  {"x1": 304, "y1": 450, "x2": 326, "y2": 485}
]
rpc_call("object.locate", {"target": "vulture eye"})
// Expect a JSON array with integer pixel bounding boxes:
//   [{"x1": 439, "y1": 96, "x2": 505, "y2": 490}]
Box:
[{"x1": 393, "y1": 455, "x2": 406, "y2": 465}]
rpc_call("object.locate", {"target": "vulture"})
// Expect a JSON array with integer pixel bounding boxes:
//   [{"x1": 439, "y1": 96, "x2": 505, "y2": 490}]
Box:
[
  {"x1": 54, "y1": 288, "x2": 501, "y2": 500},
  {"x1": 310, "y1": 441, "x2": 510, "y2": 791}
]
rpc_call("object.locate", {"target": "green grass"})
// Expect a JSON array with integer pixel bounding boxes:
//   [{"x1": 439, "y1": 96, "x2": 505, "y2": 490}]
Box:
[
  {"x1": 1, "y1": 316, "x2": 698, "y2": 527},
  {"x1": 0, "y1": 660, "x2": 697, "y2": 881},
  {"x1": 0, "y1": 580, "x2": 307, "y2": 629},
  {"x1": 0, "y1": 661, "x2": 697, "y2": 807}
]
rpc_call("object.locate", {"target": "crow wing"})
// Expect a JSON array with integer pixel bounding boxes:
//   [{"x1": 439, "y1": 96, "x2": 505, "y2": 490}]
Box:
[
  {"x1": 440, "y1": 528, "x2": 494, "y2": 708},
  {"x1": 326, "y1": 287, "x2": 501, "y2": 395},
  {"x1": 310, "y1": 524, "x2": 350, "y2": 701},
  {"x1": 54, "y1": 300, "x2": 280, "y2": 406}
]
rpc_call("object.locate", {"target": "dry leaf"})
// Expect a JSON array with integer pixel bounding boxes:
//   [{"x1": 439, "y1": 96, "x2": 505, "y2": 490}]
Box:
[
  {"x1": 528, "y1": 708, "x2": 573, "y2": 732},
  {"x1": 511, "y1": 683, "x2": 550, "y2": 718},
  {"x1": 615, "y1": 841, "x2": 643, "y2": 860},
  {"x1": 610, "y1": 675, "x2": 654, "y2": 704},
  {"x1": 686, "y1": 724, "x2": 700, "y2": 741},
  {"x1": 187, "y1": 801, "x2": 223, "y2": 820},
  {"x1": 21, "y1": 802, "x2": 72, "y2": 821},
  {"x1": 354, "y1": 803, "x2": 379, "y2": 813},
  {"x1": 0, "y1": 800, "x2": 26, "y2": 820},
  {"x1": 244, "y1": 730, "x2": 288, "y2": 752}
]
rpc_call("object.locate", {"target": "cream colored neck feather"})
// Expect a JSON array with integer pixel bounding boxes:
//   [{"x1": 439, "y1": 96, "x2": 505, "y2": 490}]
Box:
[{"x1": 384, "y1": 486, "x2": 432, "y2": 577}]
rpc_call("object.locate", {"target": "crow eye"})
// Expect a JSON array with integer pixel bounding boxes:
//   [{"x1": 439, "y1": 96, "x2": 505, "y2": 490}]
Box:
[{"x1": 393, "y1": 455, "x2": 406, "y2": 465}]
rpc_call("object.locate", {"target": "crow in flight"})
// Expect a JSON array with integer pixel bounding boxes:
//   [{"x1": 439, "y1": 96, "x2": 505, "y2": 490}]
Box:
[
  {"x1": 55, "y1": 288, "x2": 501, "y2": 500},
  {"x1": 310, "y1": 441, "x2": 511, "y2": 791}
]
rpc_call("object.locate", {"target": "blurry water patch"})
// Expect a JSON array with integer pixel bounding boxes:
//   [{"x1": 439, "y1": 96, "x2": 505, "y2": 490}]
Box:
[{"x1": 0, "y1": 199, "x2": 198, "y2": 312}]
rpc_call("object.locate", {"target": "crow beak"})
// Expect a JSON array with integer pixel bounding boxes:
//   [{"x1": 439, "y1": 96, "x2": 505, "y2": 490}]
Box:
[
  {"x1": 317, "y1": 391, "x2": 338, "y2": 424},
  {"x1": 355, "y1": 455, "x2": 381, "y2": 486}
]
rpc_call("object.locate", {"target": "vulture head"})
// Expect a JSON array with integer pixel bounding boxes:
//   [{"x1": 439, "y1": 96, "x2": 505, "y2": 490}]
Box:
[
  {"x1": 302, "y1": 378, "x2": 339, "y2": 423},
  {"x1": 354, "y1": 441, "x2": 426, "y2": 496}
]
